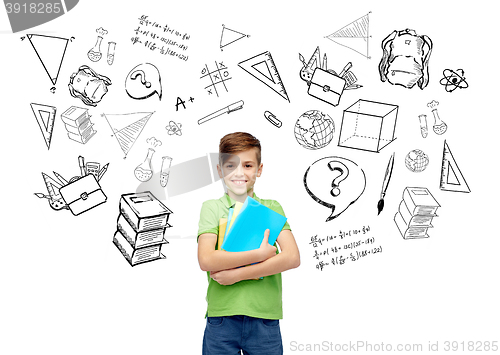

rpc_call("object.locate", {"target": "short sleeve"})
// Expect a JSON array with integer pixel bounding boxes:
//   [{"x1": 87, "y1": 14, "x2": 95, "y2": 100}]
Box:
[
  {"x1": 197, "y1": 200, "x2": 219, "y2": 240},
  {"x1": 270, "y1": 200, "x2": 291, "y2": 231}
]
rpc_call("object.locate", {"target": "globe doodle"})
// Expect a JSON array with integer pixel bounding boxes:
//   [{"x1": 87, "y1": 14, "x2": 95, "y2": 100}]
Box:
[
  {"x1": 405, "y1": 149, "x2": 429, "y2": 172},
  {"x1": 294, "y1": 110, "x2": 334, "y2": 150}
]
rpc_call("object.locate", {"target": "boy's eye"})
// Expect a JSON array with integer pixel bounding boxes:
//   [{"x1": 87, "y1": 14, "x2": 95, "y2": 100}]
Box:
[{"x1": 245, "y1": 164, "x2": 253, "y2": 168}]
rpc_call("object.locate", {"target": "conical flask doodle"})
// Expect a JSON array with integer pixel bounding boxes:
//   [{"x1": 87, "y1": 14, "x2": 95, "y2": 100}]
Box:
[
  {"x1": 88, "y1": 36, "x2": 103, "y2": 62},
  {"x1": 160, "y1": 156, "x2": 173, "y2": 187},
  {"x1": 134, "y1": 148, "x2": 155, "y2": 182}
]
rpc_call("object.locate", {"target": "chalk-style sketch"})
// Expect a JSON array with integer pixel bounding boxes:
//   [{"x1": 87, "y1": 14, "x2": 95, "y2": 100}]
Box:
[
  {"x1": 304, "y1": 156, "x2": 366, "y2": 222},
  {"x1": 102, "y1": 112, "x2": 153, "y2": 158},
  {"x1": 200, "y1": 61, "x2": 232, "y2": 97},
  {"x1": 125, "y1": 63, "x2": 162, "y2": 100},
  {"x1": 27, "y1": 34, "x2": 69, "y2": 86},
  {"x1": 394, "y1": 187, "x2": 440, "y2": 239},
  {"x1": 88, "y1": 36, "x2": 103, "y2": 62},
  {"x1": 440, "y1": 69, "x2": 468, "y2": 92},
  {"x1": 135, "y1": 148, "x2": 155, "y2": 182},
  {"x1": 61, "y1": 106, "x2": 96, "y2": 144},
  {"x1": 34, "y1": 173, "x2": 68, "y2": 211},
  {"x1": 377, "y1": 152, "x2": 395, "y2": 215},
  {"x1": 160, "y1": 156, "x2": 173, "y2": 187},
  {"x1": 220, "y1": 24, "x2": 249, "y2": 51},
  {"x1": 238, "y1": 51, "x2": 290, "y2": 102},
  {"x1": 166, "y1": 121, "x2": 183, "y2": 136},
  {"x1": 68, "y1": 65, "x2": 112, "y2": 106},
  {"x1": 146, "y1": 137, "x2": 162, "y2": 148},
  {"x1": 299, "y1": 47, "x2": 361, "y2": 107},
  {"x1": 107, "y1": 42, "x2": 116, "y2": 65},
  {"x1": 198, "y1": 100, "x2": 244, "y2": 125},
  {"x1": 113, "y1": 191, "x2": 172, "y2": 267},
  {"x1": 405, "y1": 149, "x2": 429, "y2": 172},
  {"x1": 418, "y1": 114, "x2": 428, "y2": 138},
  {"x1": 440, "y1": 140, "x2": 470, "y2": 193},
  {"x1": 427, "y1": 100, "x2": 447, "y2": 135},
  {"x1": 264, "y1": 111, "x2": 282, "y2": 128},
  {"x1": 338, "y1": 99, "x2": 398, "y2": 153},
  {"x1": 30, "y1": 103, "x2": 56, "y2": 149},
  {"x1": 294, "y1": 110, "x2": 334, "y2": 150},
  {"x1": 325, "y1": 12, "x2": 371, "y2": 59},
  {"x1": 379, "y1": 29, "x2": 433, "y2": 90}
]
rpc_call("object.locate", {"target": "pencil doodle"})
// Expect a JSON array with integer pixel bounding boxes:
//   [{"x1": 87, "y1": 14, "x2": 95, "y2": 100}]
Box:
[
  {"x1": 102, "y1": 112, "x2": 154, "y2": 158},
  {"x1": 61, "y1": 106, "x2": 96, "y2": 144},
  {"x1": 427, "y1": 100, "x2": 447, "y2": 135},
  {"x1": 113, "y1": 191, "x2": 172, "y2": 267},
  {"x1": 166, "y1": 121, "x2": 183, "y2": 135},
  {"x1": 125, "y1": 63, "x2": 162, "y2": 100},
  {"x1": 238, "y1": 51, "x2": 290, "y2": 102},
  {"x1": 220, "y1": 24, "x2": 249, "y2": 51},
  {"x1": 299, "y1": 47, "x2": 361, "y2": 107},
  {"x1": 325, "y1": 12, "x2": 371, "y2": 59},
  {"x1": 377, "y1": 152, "x2": 395, "y2": 215},
  {"x1": 394, "y1": 187, "x2": 440, "y2": 239},
  {"x1": 405, "y1": 149, "x2": 429, "y2": 172},
  {"x1": 200, "y1": 61, "x2": 232, "y2": 97},
  {"x1": 440, "y1": 69, "x2": 468, "y2": 92},
  {"x1": 264, "y1": 111, "x2": 282, "y2": 128},
  {"x1": 294, "y1": 110, "x2": 334, "y2": 150},
  {"x1": 304, "y1": 156, "x2": 366, "y2": 222},
  {"x1": 160, "y1": 156, "x2": 173, "y2": 188},
  {"x1": 68, "y1": 65, "x2": 112, "y2": 106},
  {"x1": 418, "y1": 114, "x2": 428, "y2": 138},
  {"x1": 440, "y1": 140, "x2": 470, "y2": 193},
  {"x1": 30, "y1": 103, "x2": 56, "y2": 149},
  {"x1": 379, "y1": 29, "x2": 433, "y2": 90},
  {"x1": 27, "y1": 34, "x2": 69, "y2": 87},
  {"x1": 135, "y1": 148, "x2": 155, "y2": 182},
  {"x1": 338, "y1": 99, "x2": 398, "y2": 153},
  {"x1": 198, "y1": 100, "x2": 244, "y2": 125}
]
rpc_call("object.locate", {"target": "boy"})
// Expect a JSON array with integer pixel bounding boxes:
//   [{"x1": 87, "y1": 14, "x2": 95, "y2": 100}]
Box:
[{"x1": 197, "y1": 132, "x2": 300, "y2": 355}]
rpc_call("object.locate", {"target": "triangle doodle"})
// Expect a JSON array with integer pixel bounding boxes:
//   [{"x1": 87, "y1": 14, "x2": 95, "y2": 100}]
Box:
[
  {"x1": 325, "y1": 12, "x2": 371, "y2": 59},
  {"x1": 27, "y1": 34, "x2": 69, "y2": 85},
  {"x1": 440, "y1": 140, "x2": 470, "y2": 193},
  {"x1": 220, "y1": 25, "x2": 248, "y2": 50},
  {"x1": 30, "y1": 103, "x2": 56, "y2": 149}
]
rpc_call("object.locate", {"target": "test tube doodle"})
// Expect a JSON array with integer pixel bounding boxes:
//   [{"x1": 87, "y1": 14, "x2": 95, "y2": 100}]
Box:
[
  {"x1": 107, "y1": 42, "x2": 116, "y2": 65},
  {"x1": 418, "y1": 114, "x2": 428, "y2": 138},
  {"x1": 160, "y1": 156, "x2": 173, "y2": 187}
]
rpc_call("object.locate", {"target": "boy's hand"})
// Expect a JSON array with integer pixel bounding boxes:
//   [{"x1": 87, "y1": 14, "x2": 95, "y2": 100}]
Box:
[
  {"x1": 259, "y1": 229, "x2": 277, "y2": 261},
  {"x1": 210, "y1": 269, "x2": 241, "y2": 286}
]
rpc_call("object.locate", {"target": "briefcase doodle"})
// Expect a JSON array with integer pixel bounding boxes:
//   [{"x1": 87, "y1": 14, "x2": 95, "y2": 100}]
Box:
[
  {"x1": 59, "y1": 174, "x2": 107, "y2": 216},
  {"x1": 308, "y1": 67, "x2": 346, "y2": 106}
]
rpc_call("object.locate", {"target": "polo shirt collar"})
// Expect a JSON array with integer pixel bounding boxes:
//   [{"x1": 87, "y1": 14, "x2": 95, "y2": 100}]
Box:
[{"x1": 220, "y1": 193, "x2": 260, "y2": 208}]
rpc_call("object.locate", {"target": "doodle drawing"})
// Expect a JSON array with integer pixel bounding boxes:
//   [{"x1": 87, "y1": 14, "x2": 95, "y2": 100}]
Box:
[
  {"x1": 238, "y1": 51, "x2": 290, "y2": 102},
  {"x1": 379, "y1": 29, "x2": 433, "y2": 90},
  {"x1": 440, "y1": 69, "x2": 468, "y2": 92},
  {"x1": 135, "y1": 148, "x2": 155, "y2": 182},
  {"x1": 107, "y1": 42, "x2": 116, "y2": 65},
  {"x1": 440, "y1": 140, "x2": 470, "y2": 193},
  {"x1": 160, "y1": 156, "x2": 173, "y2": 187},
  {"x1": 304, "y1": 156, "x2": 366, "y2": 222},
  {"x1": 68, "y1": 65, "x2": 112, "y2": 106},
  {"x1": 125, "y1": 63, "x2": 162, "y2": 100},
  {"x1": 59, "y1": 174, "x2": 107, "y2": 216},
  {"x1": 220, "y1": 24, "x2": 249, "y2": 51},
  {"x1": 427, "y1": 100, "x2": 447, "y2": 135},
  {"x1": 418, "y1": 114, "x2": 428, "y2": 138},
  {"x1": 27, "y1": 34, "x2": 69, "y2": 86},
  {"x1": 377, "y1": 152, "x2": 395, "y2": 215},
  {"x1": 338, "y1": 99, "x2": 398, "y2": 153},
  {"x1": 166, "y1": 121, "x2": 183, "y2": 135},
  {"x1": 325, "y1": 12, "x2": 371, "y2": 59},
  {"x1": 405, "y1": 149, "x2": 429, "y2": 173},
  {"x1": 61, "y1": 106, "x2": 96, "y2": 144},
  {"x1": 294, "y1": 110, "x2": 334, "y2": 150},
  {"x1": 30, "y1": 103, "x2": 56, "y2": 149},
  {"x1": 394, "y1": 187, "x2": 440, "y2": 239},
  {"x1": 88, "y1": 36, "x2": 104, "y2": 62},
  {"x1": 200, "y1": 61, "x2": 232, "y2": 97},
  {"x1": 34, "y1": 173, "x2": 68, "y2": 211},
  {"x1": 102, "y1": 112, "x2": 153, "y2": 158},
  {"x1": 198, "y1": 100, "x2": 244, "y2": 125},
  {"x1": 264, "y1": 111, "x2": 282, "y2": 128}
]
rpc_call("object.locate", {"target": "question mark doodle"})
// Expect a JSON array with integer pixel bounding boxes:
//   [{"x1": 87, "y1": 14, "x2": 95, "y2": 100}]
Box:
[
  {"x1": 70, "y1": 36, "x2": 75, "y2": 42},
  {"x1": 130, "y1": 70, "x2": 151, "y2": 88},
  {"x1": 50, "y1": 87, "x2": 56, "y2": 93},
  {"x1": 327, "y1": 160, "x2": 349, "y2": 197}
]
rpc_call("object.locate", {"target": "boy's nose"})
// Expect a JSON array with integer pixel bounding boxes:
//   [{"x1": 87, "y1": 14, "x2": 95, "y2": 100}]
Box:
[{"x1": 234, "y1": 164, "x2": 244, "y2": 175}]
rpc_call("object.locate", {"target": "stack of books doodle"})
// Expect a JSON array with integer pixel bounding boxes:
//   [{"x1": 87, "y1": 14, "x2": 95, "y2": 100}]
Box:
[
  {"x1": 113, "y1": 191, "x2": 173, "y2": 266},
  {"x1": 61, "y1": 106, "x2": 97, "y2": 144},
  {"x1": 394, "y1": 187, "x2": 440, "y2": 239}
]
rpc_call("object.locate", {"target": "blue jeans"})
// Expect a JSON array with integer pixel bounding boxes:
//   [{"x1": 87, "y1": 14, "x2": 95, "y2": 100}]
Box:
[{"x1": 202, "y1": 315, "x2": 283, "y2": 355}]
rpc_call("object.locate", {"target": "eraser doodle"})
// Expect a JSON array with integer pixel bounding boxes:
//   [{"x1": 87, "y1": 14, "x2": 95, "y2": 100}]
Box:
[{"x1": 125, "y1": 63, "x2": 162, "y2": 100}]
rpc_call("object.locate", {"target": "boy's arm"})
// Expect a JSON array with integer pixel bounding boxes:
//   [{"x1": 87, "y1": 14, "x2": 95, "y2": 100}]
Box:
[
  {"x1": 210, "y1": 229, "x2": 300, "y2": 285},
  {"x1": 198, "y1": 231, "x2": 277, "y2": 272}
]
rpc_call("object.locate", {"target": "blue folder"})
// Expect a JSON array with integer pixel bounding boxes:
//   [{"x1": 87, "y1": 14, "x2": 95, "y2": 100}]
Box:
[{"x1": 221, "y1": 196, "x2": 287, "y2": 252}]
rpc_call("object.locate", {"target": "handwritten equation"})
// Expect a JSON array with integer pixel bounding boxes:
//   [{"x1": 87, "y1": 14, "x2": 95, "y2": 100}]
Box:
[
  {"x1": 310, "y1": 226, "x2": 383, "y2": 270},
  {"x1": 131, "y1": 15, "x2": 190, "y2": 62}
]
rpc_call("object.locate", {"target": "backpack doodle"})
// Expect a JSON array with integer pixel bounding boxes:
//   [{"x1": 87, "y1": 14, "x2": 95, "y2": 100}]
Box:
[{"x1": 379, "y1": 29, "x2": 433, "y2": 90}]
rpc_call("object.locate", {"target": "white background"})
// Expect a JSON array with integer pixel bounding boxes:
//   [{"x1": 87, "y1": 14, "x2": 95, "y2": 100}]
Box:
[{"x1": 1, "y1": 0, "x2": 499, "y2": 354}]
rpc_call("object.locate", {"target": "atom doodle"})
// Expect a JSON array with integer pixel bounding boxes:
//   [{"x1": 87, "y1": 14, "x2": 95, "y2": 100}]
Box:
[
  {"x1": 440, "y1": 69, "x2": 468, "y2": 92},
  {"x1": 166, "y1": 121, "x2": 182, "y2": 136}
]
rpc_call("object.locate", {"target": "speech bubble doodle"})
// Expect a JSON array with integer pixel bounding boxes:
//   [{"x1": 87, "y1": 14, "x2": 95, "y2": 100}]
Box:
[
  {"x1": 125, "y1": 63, "x2": 162, "y2": 100},
  {"x1": 304, "y1": 156, "x2": 366, "y2": 222}
]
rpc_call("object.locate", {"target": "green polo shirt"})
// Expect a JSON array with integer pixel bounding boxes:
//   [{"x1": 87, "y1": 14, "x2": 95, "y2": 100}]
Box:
[{"x1": 197, "y1": 193, "x2": 291, "y2": 319}]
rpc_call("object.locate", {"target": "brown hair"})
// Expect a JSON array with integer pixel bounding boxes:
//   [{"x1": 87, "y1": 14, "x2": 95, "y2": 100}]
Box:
[{"x1": 219, "y1": 132, "x2": 261, "y2": 165}]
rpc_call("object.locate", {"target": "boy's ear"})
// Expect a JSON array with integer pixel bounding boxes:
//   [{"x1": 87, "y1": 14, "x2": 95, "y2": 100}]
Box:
[{"x1": 257, "y1": 163, "x2": 263, "y2": 177}]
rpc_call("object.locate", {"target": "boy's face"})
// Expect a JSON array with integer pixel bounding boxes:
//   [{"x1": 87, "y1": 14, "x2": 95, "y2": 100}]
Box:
[{"x1": 217, "y1": 148, "x2": 263, "y2": 200}]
